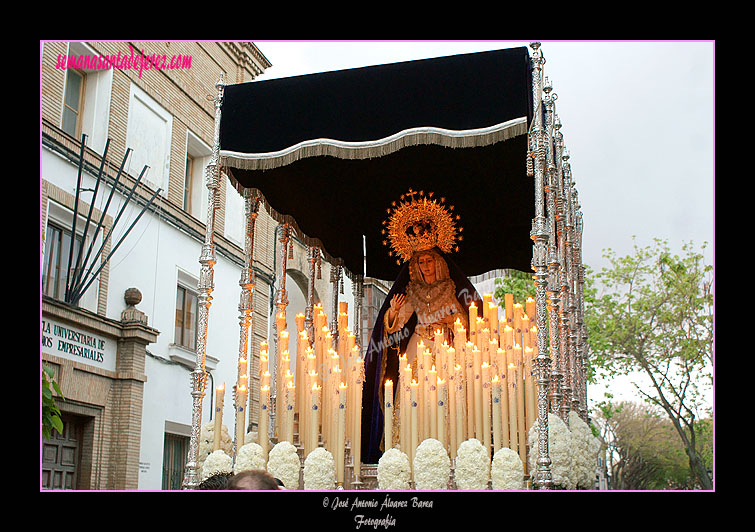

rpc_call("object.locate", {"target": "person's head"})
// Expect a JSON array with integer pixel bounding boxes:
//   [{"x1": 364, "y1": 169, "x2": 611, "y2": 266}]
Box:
[
  {"x1": 409, "y1": 248, "x2": 448, "y2": 286},
  {"x1": 197, "y1": 472, "x2": 233, "y2": 490},
  {"x1": 417, "y1": 253, "x2": 436, "y2": 283},
  {"x1": 226, "y1": 469, "x2": 281, "y2": 490}
]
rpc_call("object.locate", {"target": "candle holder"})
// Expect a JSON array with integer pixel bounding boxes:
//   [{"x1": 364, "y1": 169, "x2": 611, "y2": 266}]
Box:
[{"x1": 183, "y1": 74, "x2": 224, "y2": 490}]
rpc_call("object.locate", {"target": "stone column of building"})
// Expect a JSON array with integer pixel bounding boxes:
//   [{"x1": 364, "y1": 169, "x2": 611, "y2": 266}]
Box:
[{"x1": 108, "y1": 288, "x2": 158, "y2": 489}]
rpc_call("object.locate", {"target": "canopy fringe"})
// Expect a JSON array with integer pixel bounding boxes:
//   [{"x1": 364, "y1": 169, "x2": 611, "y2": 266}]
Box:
[
  {"x1": 225, "y1": 171, "x2": 358, "y2": 282},
  {"x1": 220, "y1": 117, "x2": 527, "y2": 172}
]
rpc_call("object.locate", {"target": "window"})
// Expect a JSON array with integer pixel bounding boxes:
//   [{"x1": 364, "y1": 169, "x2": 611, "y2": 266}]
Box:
[
  {"x1": 161, "y1": 432, "x2": 188, "y2": 490},
  {"x1": 183, "y1": 154, "x2": 194, "y2": 212},
  {"x1": 184, "y1": 130, "x2": 211, "y2": 220},
  {"x1": 43, "y1": 223, "x2": 83, "y2": 301},
  {"x1": 62, "y1": 69, "x2": 85, "y2": 138},
  {"x1": 175, "y1": 284, "x2": 198, "y2": 351}
]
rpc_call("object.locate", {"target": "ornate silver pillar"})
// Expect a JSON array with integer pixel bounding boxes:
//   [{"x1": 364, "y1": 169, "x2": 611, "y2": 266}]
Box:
[
  {"x1": 528, "y1": 42, "x2": 553, "y2": 489},
  {"x1": 183, "y1": 74, "x2": 225, "y2": 489},
  {"x1": 542, "y1": 76, "x2": 563, "y2": 420},
  {"x1": 352, "y1": 275, "x2": 364, "y2": 354},
  {"x1": 234, "y1": 189, "x2": 261, "y2": 458},
  {"x1": 554, "y1": 120, "x2": 572, "y2": 423}
]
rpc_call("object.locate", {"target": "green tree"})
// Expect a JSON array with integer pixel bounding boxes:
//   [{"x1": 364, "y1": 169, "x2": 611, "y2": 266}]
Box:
[
  {"x1": 493, "y1": 269, "x2": 536, "y2": 308},
  {"x1": 586, "y1": 238, "x2": 713, "y2": 489},
  {"x1": 594, "y1": 400, "x2": 702, "y2": 489},
  {"x1": 42, "y1": 364, "x2": 64, "y2": 440}
]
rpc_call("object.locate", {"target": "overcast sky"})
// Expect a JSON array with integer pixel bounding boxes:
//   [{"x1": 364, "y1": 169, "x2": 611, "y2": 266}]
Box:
[
  {"x1": 252, "y1": 40, "x2": 715, "y2": 275},
  {"x1": 251, "y1": 40, "x2": 715, "y2": 408}
]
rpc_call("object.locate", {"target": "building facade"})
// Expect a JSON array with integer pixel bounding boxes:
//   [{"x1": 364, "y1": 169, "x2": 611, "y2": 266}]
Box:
[{"x1": 40, "y1": 41, "x2": 358, "y2": 490}]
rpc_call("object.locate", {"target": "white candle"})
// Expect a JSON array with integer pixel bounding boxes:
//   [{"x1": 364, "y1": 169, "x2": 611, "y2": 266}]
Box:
[
  {"x1": 259, "y1": 384, "x2": 270, "y2": 457},
  {"x1": 507, "y1": 363, "x2": 518, "y2": 454},
  {"x1": 437, "y1": 377, "x2": 447, "y2": 449},
  {"x1": 481, "y1": 362, "x2": 491, "y2": 456},
  {"x1": 410, "y1": 380, "x2": 419, "y2": 481},
  {"x1": 428, "y1": 366, "x2": 437, "y2": 440},
  {"x1": 336, "y1": 382, "x2": 347, "y2": 483},
  {"x1": 492, "y1": 375, "x2": 502, "y2": 454},
  {"x1": 213, "y1": 383, "x2": 225, "y2": 451},
  {"x1": 384, "y1": 379, "x2": 394, "y2": 451}
]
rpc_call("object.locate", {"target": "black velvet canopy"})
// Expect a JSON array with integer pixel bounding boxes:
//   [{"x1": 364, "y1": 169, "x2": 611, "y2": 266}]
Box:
[{"x1": 219, "y1": 46, "x2": 535, "y2": 281}]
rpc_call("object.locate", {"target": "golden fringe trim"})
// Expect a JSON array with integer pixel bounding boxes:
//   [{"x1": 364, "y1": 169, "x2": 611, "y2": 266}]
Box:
[{"x1": 220, "y1": 117, "x2": 527, "y2": 172}]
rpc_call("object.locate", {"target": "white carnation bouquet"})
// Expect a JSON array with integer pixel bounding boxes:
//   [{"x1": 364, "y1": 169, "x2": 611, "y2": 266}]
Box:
[
  {"x1": 303, "y1": 447, "x2": 336, "y2": 490},
  {"x1": 377, "y1": 448, "x2": 411, "y2": 490},
  {"x1": 491, "y1": 447, "x2": 524, "y2": 490},
  {"x1": 528, "y1": 413, "x2": 573, "y2": 489},
  {"x1": 266, "y1": 441, "x2": 301, "y2": 490},
  {"x1": 198, "y1": 422, "x2": 232, "y2": 470},
  {"x1": 568, "y1": 411, "x2": 602, "y2": 489},
  {"x1": 413, "y1": 438, "x2": 450, "y2": 490},
  {"x1": 234, "y1": 442, "x2": 266, "y2": 474},
  {"x1": 201, "y1": 449, "x2": 233, "y2": 481},
  {"x1": 454, "y1": 439, "x2": 490, "y2": 490}
]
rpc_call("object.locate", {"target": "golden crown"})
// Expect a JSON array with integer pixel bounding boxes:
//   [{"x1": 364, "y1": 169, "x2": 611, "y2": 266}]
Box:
[{"x1": 382, "y1": 189, "x2": 462, "y2": 265}]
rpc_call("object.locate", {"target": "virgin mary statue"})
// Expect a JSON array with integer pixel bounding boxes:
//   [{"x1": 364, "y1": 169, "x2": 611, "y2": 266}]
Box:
[{"x1": 360, "y1": 190, "x2": 482, "y2": 464}]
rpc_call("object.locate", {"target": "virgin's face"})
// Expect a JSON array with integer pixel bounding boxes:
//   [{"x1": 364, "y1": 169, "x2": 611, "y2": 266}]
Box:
[{"x1": 418, "y1": 254, "x2": 436, "y2": 282}]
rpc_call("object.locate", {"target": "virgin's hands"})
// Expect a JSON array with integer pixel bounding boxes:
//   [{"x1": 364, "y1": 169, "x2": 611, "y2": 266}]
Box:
[{"x1": 390, "y1": 294, "x2": 406, "y2": 313}]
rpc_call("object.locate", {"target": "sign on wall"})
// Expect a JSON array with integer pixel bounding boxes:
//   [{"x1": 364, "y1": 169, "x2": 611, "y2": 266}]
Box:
[{"x1": 41, "y1": 317, "x2": 117, "y2": 372}]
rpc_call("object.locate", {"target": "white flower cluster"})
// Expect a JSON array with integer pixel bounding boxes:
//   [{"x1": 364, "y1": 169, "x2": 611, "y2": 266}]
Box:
[
  {"x1": 568, "y1": 411, "x2": 601, "y2": 489},
  {"x1": 454, "y1": 439, "x2": 490, "y2": 490},
  {"x1": 413, "y1": 438, "x2": 450, "y2": 490},
  {"x1": 266, "y1": 441, "x2": 301, "y2": 490},
  {"x1": 198, "y1": 422, "x2": 232, "y2": 470},
  {"x1": 528, "y1": 413, "x2": 573, "y2": 489},
  {"x1": 377, "y1": 448, "x2": 411, "y2": 490},
  {"x1": 234, "y1": 442, "x2": 267, "y2": 474},
  {"x1": 201, "y1": 449, "x2": 233, "y2": 481},
  {"x1": 303, "y1": 447, "x2": 336, "y2": 490},
  {"x1": 491, "y1": 447, "x2": 524, "y2": 490}
]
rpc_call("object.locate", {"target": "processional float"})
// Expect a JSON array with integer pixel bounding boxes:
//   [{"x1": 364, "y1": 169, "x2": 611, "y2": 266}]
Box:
[{"x1": 182, "y1": 43, "x2": 588, "y2": 490}]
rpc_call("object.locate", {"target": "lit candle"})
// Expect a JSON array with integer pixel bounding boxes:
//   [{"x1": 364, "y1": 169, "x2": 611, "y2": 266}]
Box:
[
  {"x1": 515, "y1": 345, "x2": 527, "y2": 464},
  {"x1": 447, "y1": 348, "x2": 457, "y2": 455},
  {"x1": 437, "y1": 377, "x2": 447, "y2": 449},
  {"x1": 336, "y1": 382, "x2": 347, "y2": 483},
  {"x1": 213, "y1": 383, "x2": 225, "y2": 451},
  {"x1": 465, "y1": 342, "x2": 475, "y2": 440},
  {"x1": 469, "y1": 302, "x2": 478, "y2": 344},
  {"x1": 259, "y1": 384, "x2": 270, "y2": 457},
  {"x1": 473, "y1": 346, "x2": 482, "y2": 440},
  {"x1": 296, "y1": 312, "x2": 305, "y2": 333},
  {"x1": 428, "y1": 366, "x2": 437, "y2": 439},
  {"x1": 507, "y1": 363, "x2": 518, "y2": 454},
  {"x1": 480, "y1": 327, "x2": 490, "y2": 366},
  {"x1": 384, "y1": 379, "x2": 394, "y2": 451},
  {"x1": 525, "y1": 297, "x2": 536, "y2": 327},
  {"x1": 310, "y1": 384, "x2": 322, "y2": 457},
  {"x1": 481, "y1": 362, "x2": 491, "y2": 456},
  {"x1": 492, "y1": 375, "x2": 502, "y2": 454},
  {"x1": 455, "y1": 364, "x2": 465, "y2": 450},
  {"x1": 284, "y1": 381, "x2": 295, "y2": 444},
  {"x1": 236, "y1": 379, "x2": 248, "y2": 447},
  {"x1": 488, "y1": 301, "x2": 499, "y2": 345},
  {"x1": 410, "y1": 380, "x2": 419, "y2": 481},
  {"x1": 353, "y1": 357, "x2": 364, "y2": 482},
  {"x1": 524, "y1": 346, "x2": 536, "y2": 435}
]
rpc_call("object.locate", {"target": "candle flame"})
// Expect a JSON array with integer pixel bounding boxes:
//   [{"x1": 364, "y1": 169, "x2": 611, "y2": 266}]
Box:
[
  {"x1": 287, "y1": 381, "x2": 295, "y2": 389},
  {"x1": 508, "y1": 363, "x2": 516, "y2": 369},
  {"x1": 411, "y1": 379, "x2": 418, "y2": 386},
  {"x1": 385, "y1": 379, "x2": 393, "y2": 386},
  {"x1": 261, "y1": 385, "x2": 270, "y2": 392},
  {"x1": 482, "y1": 361, "x2": 490, "y2": 368},
  {"x1": 340, "y1": 382, "x2": 348, "y2": 390},
  {"x1": 492, "y1": 374, "x2": 499, "y2": 383},
  {"x1": 217, "y1": 383, "x2": 225, "y2": 390},
  {"x1": 430, "y1": 365, "x2": 436, "y2": 372},
  {"x1": 437, "y1": 377, "x2": 445, "y2": 385}
]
